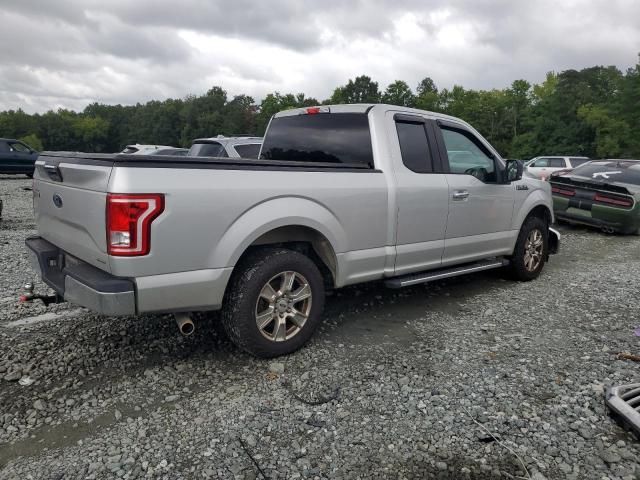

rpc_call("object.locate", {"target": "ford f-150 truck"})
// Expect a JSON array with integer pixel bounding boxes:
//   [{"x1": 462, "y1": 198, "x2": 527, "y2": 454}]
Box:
[{"x1": 25, "y1": 104, "x2": 559, "y2": 357}]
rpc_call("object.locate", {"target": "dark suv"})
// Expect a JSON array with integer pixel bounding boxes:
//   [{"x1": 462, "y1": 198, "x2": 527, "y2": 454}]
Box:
[{"x1": 0, "y1": 138, "x2": 39, "y2": 177}]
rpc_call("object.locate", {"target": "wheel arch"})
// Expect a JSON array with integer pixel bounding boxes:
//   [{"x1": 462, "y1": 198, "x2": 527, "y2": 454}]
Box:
[{"x1": 211, "y1": 197, "x2": 345, "y2": 289}]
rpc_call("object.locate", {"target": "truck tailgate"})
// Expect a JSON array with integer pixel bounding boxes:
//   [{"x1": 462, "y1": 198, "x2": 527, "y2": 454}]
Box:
[{"x1": 33, "y1": 154, "x2": 113, "y2": 272}]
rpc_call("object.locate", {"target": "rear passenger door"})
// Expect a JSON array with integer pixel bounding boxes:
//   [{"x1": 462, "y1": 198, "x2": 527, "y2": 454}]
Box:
[
  {"x1": 433, "y1": 121, "x2": 515, "y2": 265},
  {"x1": 391, "y1": 114, "x2": 450, "y2": 275}
]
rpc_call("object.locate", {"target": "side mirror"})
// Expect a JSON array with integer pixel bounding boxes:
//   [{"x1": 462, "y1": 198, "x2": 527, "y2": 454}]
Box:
[{"x1": 505, "y1": 159, "x2": 524, "y2": 182}]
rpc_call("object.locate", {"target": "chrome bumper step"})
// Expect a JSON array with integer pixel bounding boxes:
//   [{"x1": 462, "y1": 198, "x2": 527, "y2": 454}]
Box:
[{"x1": 385, "y1": 258, "x2": 509, "y2": 289}]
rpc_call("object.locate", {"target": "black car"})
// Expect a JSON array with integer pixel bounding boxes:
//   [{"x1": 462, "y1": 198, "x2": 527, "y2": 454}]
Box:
[{"x1": 0, "y1": 138, "x2": 39, "y2": 177}]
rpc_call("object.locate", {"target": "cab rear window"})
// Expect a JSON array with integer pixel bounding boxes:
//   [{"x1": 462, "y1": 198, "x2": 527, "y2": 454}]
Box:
[{"x1": 260, "y1": 113, "x2": 374, "y2": 168}]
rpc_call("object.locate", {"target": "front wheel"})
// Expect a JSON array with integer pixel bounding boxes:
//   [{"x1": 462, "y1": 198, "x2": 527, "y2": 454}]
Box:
[
  {"x1": 221, "y1": 248, "x2": 325, "y2": 358},
  {"x1": 508, "y1": 217, "x2": 548, "y2": 281}
]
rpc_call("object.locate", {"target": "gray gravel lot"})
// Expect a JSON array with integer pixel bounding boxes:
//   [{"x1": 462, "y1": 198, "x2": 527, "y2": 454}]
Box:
[{"x1": 1, "y1": 174, "x2": 640, "y2": 479}]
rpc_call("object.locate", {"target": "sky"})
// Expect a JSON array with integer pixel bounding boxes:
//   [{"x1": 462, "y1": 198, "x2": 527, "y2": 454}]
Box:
[{"x1": 1, "y1": 0, "x2": 639, "y2": 113}]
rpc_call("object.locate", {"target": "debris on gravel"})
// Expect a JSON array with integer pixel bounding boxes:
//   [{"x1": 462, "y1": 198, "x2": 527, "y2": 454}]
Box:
[{"x1": 1, "y1": 175, "x2": 640, "y2": 479}]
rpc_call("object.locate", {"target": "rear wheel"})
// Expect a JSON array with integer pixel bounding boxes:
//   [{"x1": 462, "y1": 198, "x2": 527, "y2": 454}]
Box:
[
  {"x1": 26, "y1": 173, "x2": 33, "y2": 179},
  {"x1": 509, "y1": 217, "x2": 548, "y2": 281},
  {"x1": 221, "y1": 248, "x2": 325, "y2": 358}
]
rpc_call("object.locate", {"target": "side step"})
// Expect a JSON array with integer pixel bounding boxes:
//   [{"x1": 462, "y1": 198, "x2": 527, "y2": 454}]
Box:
[{"x1": 385, "y1": 258, "x2": 509, "y2": 289}]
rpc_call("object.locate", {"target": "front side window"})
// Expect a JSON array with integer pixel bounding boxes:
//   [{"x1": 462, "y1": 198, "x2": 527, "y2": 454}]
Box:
[
  {"x1": 532, "y1": 158, "x2": 550, "y2": 167},
  {"x1": 188, "y1": 142, "x2": 228, "y2": 158},
  {"x1": 260, "y1": 113, "x2": 373, "y2": 167},
  {"x1": 395, "y1": 121, "x2": 433, "y2": 173},
  {"x1": 441, "y1": 128, "x2": 496, "y2": 182},
  {"x1": 234, "y1": 143, "x2": 261, "y2": 158},
  {"x1": 10, "y1": 142, "x2": 30, "y2": 153}
]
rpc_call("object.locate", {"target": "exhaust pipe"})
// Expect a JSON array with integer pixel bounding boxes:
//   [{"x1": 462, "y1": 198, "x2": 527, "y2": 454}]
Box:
[
  {"x1": 601, "y1": 226, "x2": 615, "y2": 234},
  {"x1": 175, "y1": 313, "x2": 195, "y2": 336}
]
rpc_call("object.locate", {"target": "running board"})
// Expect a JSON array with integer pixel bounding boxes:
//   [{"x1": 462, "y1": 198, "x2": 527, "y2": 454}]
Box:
[{"x1": 385, "y1": 258, "x2": 509, "y2": 289}]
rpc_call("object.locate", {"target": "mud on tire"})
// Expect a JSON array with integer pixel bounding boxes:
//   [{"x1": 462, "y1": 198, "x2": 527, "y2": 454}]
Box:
[
  {"x1": 221, "y1": 248, "x2": 325, "y2": 358},
  {"x1": 509, "y1": 216, "x2": 548, "y2": 281}
]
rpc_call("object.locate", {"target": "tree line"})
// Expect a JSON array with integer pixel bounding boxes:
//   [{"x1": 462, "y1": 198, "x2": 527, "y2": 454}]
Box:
[{"x1": 1, "y1": 57, "x2": 639, "y2": 160}]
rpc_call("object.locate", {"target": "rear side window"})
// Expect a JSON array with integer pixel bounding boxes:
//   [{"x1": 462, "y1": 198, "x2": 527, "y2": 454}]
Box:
[
  {"x1": 395, "y1": 122, "x2": 433, "y2": 173},
  {"x1": 260, "y1": 113, "x2": 373, "y2": 167},
  {"x1": 188, "y1": 142, "x2": 228, "y2": 158},
  {"x1": 155, "y1": 149, "x2": 187, "y2": 156},
  {"x1": 549, "y1": 158, "x2": 565, "y2": 168},
  {"x1": 122, "y1": 146, "x2": 139, "y2": 154},
  {"x1": 234, "y1": 143, "x2": 261, "y2": 158},
  {"x1": 569, "y1": 158, "x2": 589, "y2": 167},
  {"x1": 0, "y1": 141, "x2": 9, "y2": 152}
]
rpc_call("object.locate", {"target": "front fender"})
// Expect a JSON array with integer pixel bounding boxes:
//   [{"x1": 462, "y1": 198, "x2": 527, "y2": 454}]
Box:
[
  {"x1": 210, "y1": 196, "x2": 346, "y2": 268},
  {"x1": 511, "y1": 187, "x2": 553, "y2": 231}
]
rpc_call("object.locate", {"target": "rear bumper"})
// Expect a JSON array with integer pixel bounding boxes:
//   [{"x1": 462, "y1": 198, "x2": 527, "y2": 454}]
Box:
[
  {"x1": 555, "y1": 210, "x2": 638, "y2": 233},
  {"x1": 25, "y1": 236, "x2": 136, "y2": 316}
]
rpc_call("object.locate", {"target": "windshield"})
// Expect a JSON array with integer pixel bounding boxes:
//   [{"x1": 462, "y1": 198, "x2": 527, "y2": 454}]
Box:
[
  {"x1": 260, "y1": 113, "x2": 373, "y2": 167},
  {"x1": 188, "y1": 142, "x2": 227, "y2": 157},
  {"x1": 571, "y1": 160, "x2": 640, "y2": 185}
]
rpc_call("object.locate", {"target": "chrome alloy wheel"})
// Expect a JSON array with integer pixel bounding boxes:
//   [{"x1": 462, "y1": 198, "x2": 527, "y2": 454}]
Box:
[
  {"x1": 255, "y1": 271, "x2": 312, "y2": 342},
  {"x1": 523, "y1": 229, "x2": 544, "y2": 272}
]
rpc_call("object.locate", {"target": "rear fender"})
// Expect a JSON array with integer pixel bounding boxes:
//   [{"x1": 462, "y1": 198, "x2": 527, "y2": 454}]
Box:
[{"x1": 211, "y1": 196, "x2": 346, "y2": 272}]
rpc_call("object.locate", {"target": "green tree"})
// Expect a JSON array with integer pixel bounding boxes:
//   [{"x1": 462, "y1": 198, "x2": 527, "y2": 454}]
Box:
[
  {"x1": 18, "y1": 133, "x2": 43, "y2": 151},
  {"x1": 416, "y1": 77, "x2": 438, "y2": 96},
  {"x1": 578, "y1": 104, "x2": 634, "y2": 158},
  {"x1": 382, "y1": 80, "x2": 415, "y2": 107},
  {"x1": 331, "y1": 75, "x2": 380, "y2": 104}
]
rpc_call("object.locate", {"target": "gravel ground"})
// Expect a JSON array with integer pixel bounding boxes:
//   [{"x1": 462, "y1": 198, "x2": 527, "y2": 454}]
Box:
[{"x1": 1, "y1": 174, "x2": 640, "y2": 479}]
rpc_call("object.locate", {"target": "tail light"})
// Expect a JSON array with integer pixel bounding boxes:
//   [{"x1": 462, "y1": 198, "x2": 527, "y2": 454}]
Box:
[
  {"x1": 593, "y1": 193, "x2": 633, "y2": 208},
  {"x1": 106, "y1": 194, "x2": 164, "y2": 256},
  {"x1": 551, "y1": 185, "x2": 575, "y2": 197}
]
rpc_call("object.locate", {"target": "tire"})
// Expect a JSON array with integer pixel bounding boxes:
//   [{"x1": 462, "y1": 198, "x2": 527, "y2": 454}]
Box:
[
  {"x1": 221, "y1": 248, "x2": 325, "y2": 358},
  {"x1": 26, "y1": 173, "x2": 33, "y2": 179},
  {"x1": 508, "y1": 216, "x2": 548, "y2": 281}
]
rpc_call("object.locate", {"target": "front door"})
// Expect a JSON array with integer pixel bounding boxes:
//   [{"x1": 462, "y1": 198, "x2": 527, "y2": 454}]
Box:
[
  {"x1": 434, "y1": 121, "x2": 515, "y2": 266},
  {"x1": 8, "y1": 141, "x2": 34, "y2": 173}
]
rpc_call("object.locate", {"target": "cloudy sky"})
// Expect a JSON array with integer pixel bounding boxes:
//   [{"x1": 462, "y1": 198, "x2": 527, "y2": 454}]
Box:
[{"x1": 1, "y1": 0, "x2": 639, "y2": 113}]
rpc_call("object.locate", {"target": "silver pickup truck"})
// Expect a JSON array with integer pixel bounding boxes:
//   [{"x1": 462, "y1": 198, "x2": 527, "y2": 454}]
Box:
[{"x1": 26, "y1": 104, "x2": 559, "y2": 357}]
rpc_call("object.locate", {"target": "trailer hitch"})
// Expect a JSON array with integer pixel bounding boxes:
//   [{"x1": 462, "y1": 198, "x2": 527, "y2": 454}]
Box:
[{"x1": 19, "y1": 282, "x2": 64, "y2": 307}]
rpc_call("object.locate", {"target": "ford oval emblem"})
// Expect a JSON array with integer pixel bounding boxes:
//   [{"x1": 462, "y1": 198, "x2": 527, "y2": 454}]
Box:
[{"x1": 52, "y1": 194, "x2": 63, "y2": 208}]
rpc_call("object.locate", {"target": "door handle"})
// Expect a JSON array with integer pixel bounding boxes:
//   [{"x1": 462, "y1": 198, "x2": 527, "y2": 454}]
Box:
[{"x1": 452, "y1": 190, "x2": 469, "y2": 200}]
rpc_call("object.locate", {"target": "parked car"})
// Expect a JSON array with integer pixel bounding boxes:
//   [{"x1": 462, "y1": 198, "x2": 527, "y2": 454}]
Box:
[
  {"x1": 188, "y1": 136, "x2": 263, "y2": 158},
  {"x1": 26, "y1": 104, "x2": 559, "y2": 358},
  {"x1": 526, "y1": 156, "x2": 590, "y2": 180},
  {"x1": 120, "y1": 144, "x2": 177, "y2": 155},
  {"x1": 0, "y1": 138, "x2": 39, "y2": 177},
  {"x1": 550, "y1": 159, "x2": 640, "y2": 234}
]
